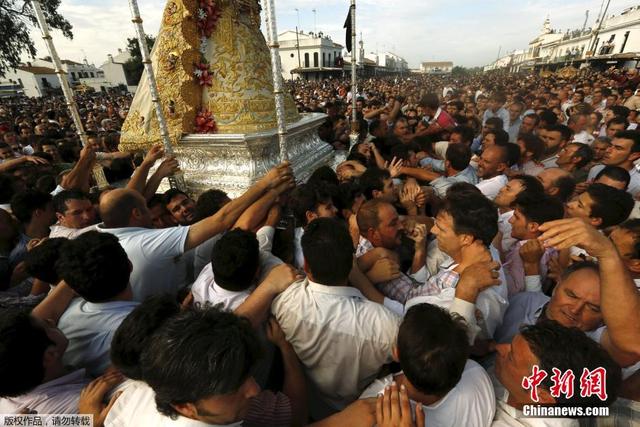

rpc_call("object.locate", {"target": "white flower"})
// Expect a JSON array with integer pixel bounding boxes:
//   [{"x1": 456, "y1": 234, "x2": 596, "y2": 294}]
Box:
[
  {"x1": 199, "y1": 37, "x2": 208, "y2": 55},
  {"x1": 193, "y1": 69, "x2": 203, "y2": 77},
  {"x1": 197, "y1": 8, "x2": 207, "y2": 20}
]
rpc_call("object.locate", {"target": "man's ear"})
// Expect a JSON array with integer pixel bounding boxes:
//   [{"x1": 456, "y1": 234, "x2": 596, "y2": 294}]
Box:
[
  {"x1": 42, "y1": 346, "x2": 60, "y2": 371},
  {"x1": 590, "y1": 216, "x2": 603, "y2": 229},
  {"x1": 392, "y1": 345, "x2": 400, "y2": 363},
  {"x1": 528, "y1": 222, "x2": 541, "y2": 234},
  {"x1": 372, "y1": 189, "x2": 382, "y2": 199},
  {"x1": 55, "y1": 212, "x2": 65, "y2": 223},
  {"x1": 627, "y1": 258, "x2": 640, "y2": 274},
  {"x1": 305, "y1": 210, "x2": 318, "y2": 225},
  {"x1": 171, "y1": 402, "x2": 199, "y2": 420},
  {"x1": 630, "y1": 152, "x2": 640, "y2": 163},
  {"x1": 537, "y1": 388, "x2": 557, "y2": 406}
]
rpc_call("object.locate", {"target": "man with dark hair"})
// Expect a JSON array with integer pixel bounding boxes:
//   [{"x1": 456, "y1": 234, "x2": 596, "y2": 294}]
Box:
[
  {"x1": 272, "y1": 218, "x2": 400, "y2": 417},
  {"x1": 504, "y1": 193, "x2": 564, "y2": 296},
  {"x1": 97, "y1": 163, "x2": 293, "y2": 301},
  {"x1": 191, "y1": 228, "x2": 290, "y2": 313},
  {"x1": 359, "y1": 167, "x2": 397, "y2": 202},
  {"x1": 147, "y1": 194, "x2": 176, "y2": 229},
  {"x1": 494, "y1": 321, "x2": 622, "y2": 424},
  {"x1": 416, "y1": 93, "x2": 456, "y2": 140},
  {"x1": 163, "y1": 189, "x2": 197, "y2": 226},
  {"x1": 288, "y1": 183, "x2": 338, "y2": 269},
  {"x1": 9, "y1": 189, "x2": 55, "y2": 269},
  {"x1": 537, "y1": 167, "x2": 577, "y2": 203},
  {"x1": 141, "y1": 307, "x2": 305, "y2": 426},
  {"x1": 566, "y1": 183, "x2": 634, "y2": 230},
  {"x1": 476, "y1": 145, "x2": 509, "y2": 201},
  {"x1": 55, "y1": 231, "x2": 138, "y2": 375},
  {"x1": 359, "y1": 304, "x2": 495, "y2": 426},
  {"x1": 402, "y1": 191, "x2": 508, "y2": 339},
  {"x1": 494, "y1": 175, "x2": 545, "y2": 256},
  {"x1": 588, "y1": 130, "x2": 640, "y2": 197},
  {"x1": 483, "y1": 92, "x2": 509, "y2": 130},
  {"x1": 556, "y1": 142, "x2": 594, "y2": 183},
  {"x1": 355, "y1": 199, "x2": 428, "y2": 303},
  {"x1": 24, "y1": 237, "x2": 67, "y2": 285},
  {"x1": 496, "y1": 218, "x2": 640, "y2": 374},
  {"x1": 471, "y1": 117, "x2": 504, "y2": 153},
  {"x1": 429, "y1": 144, "x2": 475, "y2": 197},
  {"x1": 604, "y1": 116, "x2": 629, "y2": 139},
  {"x1": 540, "y1": 124, "x2": 573, "y2": 168},
  {"x1": 519, "y1": 113, "x2": 540, "y2": 135},
  {"x1": 50, "y1": 190, "x2": 97, "y2": 239},
  {"x1": 609, "y1": 219, "x2": 640, "y2": 289},
  {"x1": 0, "y1": 309, "x2": 92, "y2": 414},
  {"x1": 594, "y1": 165, "x2": 631, "y2": 190}
]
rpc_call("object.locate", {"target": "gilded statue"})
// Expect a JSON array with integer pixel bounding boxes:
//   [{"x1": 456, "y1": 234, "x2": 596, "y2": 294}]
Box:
[{"x1": 120, "y1": 0, "x2": 299, "y2": 151}]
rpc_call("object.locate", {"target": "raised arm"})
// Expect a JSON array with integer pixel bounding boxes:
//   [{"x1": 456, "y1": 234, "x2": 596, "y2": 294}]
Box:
[
  {"x1": 538, "y1": 218, "x2": 640, "y2": 366},
  {"x1": 31, "y1": 281, "x2": 76, "y2": 325},
  {"x1": 398, "y1": 165, "x2": 442, "y2": 182},
  {"x1": 126, "y1": 145, "x2": 164, "y2": 196},
  {"x1": 142, "y1": 157, "x2": 180, "y2": 201},
  {"x1": 60, "y1": 145, "x2": 96, "y2": 193},
  {"x1": 0, "y1": 155, "x2": 49, "y2": 173},
  {"x1": 184, "y1": 163, "x2": 293, "y2": 251}
]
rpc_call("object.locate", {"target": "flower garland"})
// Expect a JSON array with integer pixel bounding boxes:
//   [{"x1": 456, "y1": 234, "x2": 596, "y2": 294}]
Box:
[
  {"x1": 195, "y1": 110, "x2": 218, "y2": 133},
  {"x1": 193, "y1": 0, "x2": 222, "y2": 133}
]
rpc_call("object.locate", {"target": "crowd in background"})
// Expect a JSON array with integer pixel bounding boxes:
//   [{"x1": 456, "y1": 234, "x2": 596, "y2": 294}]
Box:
[{"x1": 0, "y1": 67, "x2": 640, "y2": 427}]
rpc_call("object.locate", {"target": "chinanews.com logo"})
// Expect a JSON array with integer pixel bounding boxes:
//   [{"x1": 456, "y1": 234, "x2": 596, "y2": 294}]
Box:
[{"x1": 520, "y1": 365, "x2": 610, "y2": 418}]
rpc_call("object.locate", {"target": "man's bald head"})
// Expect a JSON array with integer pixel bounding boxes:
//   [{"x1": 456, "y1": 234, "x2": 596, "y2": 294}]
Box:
[
  {"x1": 537, "y1": 168, "x2": 576, "y2": 203},
  {"x1": 100, "y1": 188, "x2": 150, "y2": 228}
]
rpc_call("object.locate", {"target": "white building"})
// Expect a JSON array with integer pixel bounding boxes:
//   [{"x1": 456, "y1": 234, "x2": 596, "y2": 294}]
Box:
[
  {"x1": 377, "y1": 52, "x2": 409, "y2": 73},
  {"x1": 3, "y1": 65, "x2": 60, "y2": 98},
  {"x1": 277, "y1": 30, "x2": 344, "y2": 81},
  {"x1": 31, "y1": 58, "x2": 104, "y2": 86},
  {"x1": 421, "y1": 61, "x2": 453, "y2": 74},
  {"x1": 101, "y1": 49, "x2": 138, "y2": 92},
  {"x1": 486, "y1": 7, "x2": 640, "y2": 72}
]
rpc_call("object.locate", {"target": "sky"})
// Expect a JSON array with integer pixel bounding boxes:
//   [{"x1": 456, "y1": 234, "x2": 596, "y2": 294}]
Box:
[{"x1": 25, "y1": 0, "x2": 640, "y2": 69}]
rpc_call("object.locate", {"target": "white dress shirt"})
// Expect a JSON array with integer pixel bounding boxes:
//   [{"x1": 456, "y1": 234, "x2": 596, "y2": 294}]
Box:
[
  {"x1": 498, "y1": 211, "x2": 517, "y2": 255},
  {"x1": 0, "y1": 369, "x2": 89, "y2": 414},
  {"x1": 105, "y1": 380, "x2": 241, "y2": 427},
  {"x1": 476, "y1": 175, "x2": 508, "y2": 201},
  {"x1": 98, "y1": 225, "x2": 190, "y2": 301},
  {"x1": 191, "y1": 250, "x2": 283, "y2": 311},
  {"x1": 49, "y1": 223, "x2": 99, "y2": 239},
  {"x1": 271, "y1": 278, "x2": 401, "y2": 416},
  {"x1": 359, "y1": 360, "x2": 496, "y2": 427},
  {"x1": 58, "y1": 299, "x2": 139, "y2": 376}
]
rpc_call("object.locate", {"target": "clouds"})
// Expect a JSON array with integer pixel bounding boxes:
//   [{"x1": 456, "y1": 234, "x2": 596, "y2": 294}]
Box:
[{"x1": 26, "y1": 0, "x2": 640, "y2": 68}]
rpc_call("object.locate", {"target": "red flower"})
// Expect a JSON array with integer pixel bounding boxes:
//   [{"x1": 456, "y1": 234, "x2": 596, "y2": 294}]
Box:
[
  {"x1": 194, "y1": 62, "x2": 213, "y2": 87},
  {"x1": 195, "y1": 110, "x2": 218, "y2": 134},
  {"x1": 197, "y1": 0, "x2": 222, "y2": 38}
]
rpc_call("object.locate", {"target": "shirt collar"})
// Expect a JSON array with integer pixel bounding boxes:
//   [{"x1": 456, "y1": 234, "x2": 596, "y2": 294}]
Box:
[{"x1": 307, "y1": 279, "x2": 364, "y2": 299}]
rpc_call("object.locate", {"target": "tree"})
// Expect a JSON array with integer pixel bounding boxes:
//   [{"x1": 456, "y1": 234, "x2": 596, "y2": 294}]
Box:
[
  {"x1": 0, "y1": 0, "x2": 72, "y2": 76},
  {"x1": 122, "y1": 35, "x2": 155, "y2": 86}
]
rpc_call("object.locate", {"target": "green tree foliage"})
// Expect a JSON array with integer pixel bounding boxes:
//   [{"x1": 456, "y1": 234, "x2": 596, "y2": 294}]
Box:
[
  {"x1": 122, "y1": 35, "x2": 155, "y2": 86},
  {"x1": 0, "y1": 0, "x2": 73, "y2": 76}
]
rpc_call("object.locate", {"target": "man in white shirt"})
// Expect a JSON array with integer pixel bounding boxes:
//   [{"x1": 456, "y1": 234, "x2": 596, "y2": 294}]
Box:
[
  {"x1": 493, "y1": 321, "x2": 622, "y2": 427},
  {"x1": 568, "y1": 113, "x2": 595, "y2": 145},
  {"x1": 493, "y1": 175, "x2": 545, "y2": 256},
  {"x1": 288, "y1": 184, "x2": 338, "y2": 270},
  {"x1": 359, "y1": 303, "x2": 495, "y2": 427},
  {"x1": 271, "y1": 218, "x2": 401, "y2": 417},
  {"x1": 56, "y1": 231, "x2": 139, "y2": 376},
  {"x1": 476, "y1": 145, "x2": 509, "y2": 201},
  {"x1": 587, "y1": 130, "x2": 640, "y2": 197},
  {"x1": 191, "y1": 229, "x2": 284, "y2": 311},
  {"x1": 97, "y1": 163, "x2": 293, "y2": 301},
  {"x1": 0, "y1": 309, "x2": 90, "y2": 414},
  {"x1": 50, "y1": 190, "x2": 99, "y2": 239}
]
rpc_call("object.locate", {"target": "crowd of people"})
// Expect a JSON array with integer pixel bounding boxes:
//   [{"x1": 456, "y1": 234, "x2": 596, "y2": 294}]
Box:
[{"x1": 0, "y1": 66, "x2": 640, "y2": 427}]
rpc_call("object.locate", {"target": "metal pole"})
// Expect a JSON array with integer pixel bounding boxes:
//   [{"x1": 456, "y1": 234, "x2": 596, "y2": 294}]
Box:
[
  {"x1": 30, "y1": 0, "x2": 108, "y2": 189},
  {"x1": 349, "y1": 0, "x2": 358, "y2": 151},
  {"x1": 127, "y1": 0, "x2": 184, "y2": 189},
  {"x1": 262, "y1": 0, "x2": 289, "y2": 162},
  {"x1": 587, "y1": 0, "x2": 610, "y2": 63}
]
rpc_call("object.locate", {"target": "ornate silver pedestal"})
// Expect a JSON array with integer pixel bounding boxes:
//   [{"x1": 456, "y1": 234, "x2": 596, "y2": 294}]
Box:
[{"x1": 168, "y1": 112, "x2": 333, "y2": 197}]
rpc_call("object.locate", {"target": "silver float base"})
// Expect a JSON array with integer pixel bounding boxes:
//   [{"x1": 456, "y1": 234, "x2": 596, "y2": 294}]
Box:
[{"x1": 164, "y1": 113, "x2": 334, "y2": 197}]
